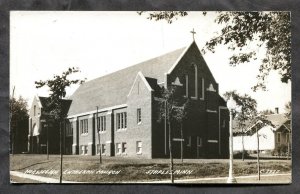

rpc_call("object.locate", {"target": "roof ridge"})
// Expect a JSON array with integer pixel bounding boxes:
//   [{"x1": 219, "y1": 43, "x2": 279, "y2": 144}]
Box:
[{"x1": 83, "y1": 46, "x2": 187, "y2": 84}]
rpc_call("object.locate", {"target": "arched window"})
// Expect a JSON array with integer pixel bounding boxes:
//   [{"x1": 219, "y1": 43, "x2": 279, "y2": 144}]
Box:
[{"x1": 191, "y1": 64, "x2": 198, "y2": 99}]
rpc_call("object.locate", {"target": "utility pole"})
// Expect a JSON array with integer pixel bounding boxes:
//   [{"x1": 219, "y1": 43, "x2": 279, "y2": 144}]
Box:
[
  {"x1": 59, "y1": 99, "x2": 64, "y2": 184},
  {"x1": 59, "y1": 121, "x2": 63, "y2": 183},
  {"x1": 180, "y1": 122, "x2": 183, "y2": 163},
  {"x1": 256, "y1": 128, "x2": 260, "y2": 181},
  {"x1": 96, "y1": 106, "x2": 102, "y2": 165},
  {"x1": 47, "y1": 123, "x2": 49, "y2": 160},
  {"x1": 168, "y1": 105, "x2": 174, "y2": 183},
  {"x1": 165, "y1": 100, "x2": 167, "y2": 156},
  {"x1": 10, "y1": 86, "x2": 15, "y2": 155}
]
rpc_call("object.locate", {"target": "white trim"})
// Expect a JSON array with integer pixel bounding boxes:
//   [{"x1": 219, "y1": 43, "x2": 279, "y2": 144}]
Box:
[
  {"x1": 167, "y1": 42, "x2": 192, "y2": 74},
  {"x1": 200, "y1": 78, "x2": 205, "y2": 100},
  {"x1": 157, "y1": 82, "x2": 164, "y2": 85},
  {"x1": 207, "y1": 140, "x2": 218, "y2": 143},
  {"x1": 207, "y1": 83, "x2": 216, "y2": 92},
  {"x1": 107, "y1": 110, "x2": 112, "y2": 115},
  {"x1": 171, "y1": 77, "x2": 183, "y2": 86},
  {"x1": 36, "y1": 95, "x2": 43, "y2": 108},
  {"x1": 279, "y1": 124, "x2": 291, "y2": 132},
  {"x1": 106, "y1": 141, "x2": 112, "y2": 144},
  {"x1": 206, "y1": 109, "x2": 217, "y2": 113},
  {"x1": 164, "y1": 73, "x2": 168, "y2": 89},
  {"x1": 67, "y1": 104, "x2": 127, "y2": 118},
  {"x1": 88, "y1": 115, "x2": 94, "y2": 119},
  {"x1": 127, "y1": 71, "x2": 153, "y2": 97},
  {"x1": 72, "y1": 144, "x2": 77, "y2": 146},
  {"x1": 88, "y1": 142, "x2": 93, "y2": 145}
]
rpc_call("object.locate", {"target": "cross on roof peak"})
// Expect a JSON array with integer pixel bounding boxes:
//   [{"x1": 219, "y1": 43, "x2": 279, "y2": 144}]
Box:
[{"x1": 190, "y1": 28, "x2": 196, "y2": 41}]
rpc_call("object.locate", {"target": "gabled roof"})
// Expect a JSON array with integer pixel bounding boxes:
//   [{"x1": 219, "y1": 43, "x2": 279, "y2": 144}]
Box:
[
  {"x1": 233, "y1": 113, "x2": 291, "y2": 135},
  {"x1": 67, "y1": 43, "x2": 199, "y2": 116},
  {"x1": 265, "y1": 114, "x2": 288, "y2": 129},
  {"x1": 38, "y1": 96, "x2": 72, "y2": 117}
]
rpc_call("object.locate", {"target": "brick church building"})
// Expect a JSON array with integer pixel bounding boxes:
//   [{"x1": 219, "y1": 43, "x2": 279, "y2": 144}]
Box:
[{"x1": 28, "y1": 41, "x2": 230, "y2": 159}]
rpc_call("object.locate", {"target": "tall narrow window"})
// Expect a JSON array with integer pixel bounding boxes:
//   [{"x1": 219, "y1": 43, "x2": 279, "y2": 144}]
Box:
[
  {"x1": 197, "y1": 136, "x2": 202, "y2": 147},
  {"x1": 116, "y1": 143, "x2": 121, "y2": 154},
  {"x1": 286, "y1": 133, "x2": 290, "y2": 143},
  {"x1": 136, "y1": 141, "x2": 142, "y2": 154},
  {"x1": 124, "y1": 112, "x2": 127, "y2": 128},
  {"x1": 66, "y1": 122, "x2": 73, "y2": 136},
  {"x1": 122, "y1": 142, "x2": 127, "y2": 153},
  {"x1": 185, "y1": 74, "x2": 188, "y2": 97},
  {"x1": 191, "y1": 64, "x2": 198, "y2": 99},
  {"x1": 97, "y1": 116, "x2": 106, "y2": 132},
  {"x1": 85, "y1": 119, "x2": 88, "y2": 134},
  {"x1": 116, "y1": 112, "x2": 127, "y2": 130},
  {"x1": 102, "y1": 144, "x2": 106, "y2": 154},
  {"x1": 200, "y1": 77, "x2": 205, "y2": 100},
  {"x1": 187, "y1": 136, "x2": 191, "y2": 147},
  {"x1": 34, "y1": 105, "x2": 36, "y2": 116},
  {"x1": 137, "y1": 108, "x2": 141, "y2": 124},
  {"x1": 80, "y1": 119, "x2": 88, "y2": 134},
  {"x1": 277, "y1": 132, "x2": 281, "y2": 143},
  {"x1": 117, "y1": 113, "x2": 120, "y2": 129},
  {"x1": 121, "y1": 114, "x2": 124, "y2": 129},
  {"x1": 81, "y1": 145, "x2": 88, "y2": 155}
]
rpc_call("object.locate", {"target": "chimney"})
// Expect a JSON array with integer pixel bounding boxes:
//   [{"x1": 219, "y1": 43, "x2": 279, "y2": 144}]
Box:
[{"x1": 275, "y1": 107, "x2": 279, "y2": 114}]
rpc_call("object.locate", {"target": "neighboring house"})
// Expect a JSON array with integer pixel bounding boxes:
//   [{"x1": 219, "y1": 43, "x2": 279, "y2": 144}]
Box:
[
  {"x1": 28, "y1": 96, "x2": 72, "y2": 154},
  {"x1": 66, "y1": 41, "x2": 229, "y2": 159},
  {"x1": 233, "y1": 113, "x2": 291, "y2": 154}
]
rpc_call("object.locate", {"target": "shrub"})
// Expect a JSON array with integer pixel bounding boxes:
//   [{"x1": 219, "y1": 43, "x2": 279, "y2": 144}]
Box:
[{"x1": 233, "y1": 151, "x2": 250, "y2": 159}]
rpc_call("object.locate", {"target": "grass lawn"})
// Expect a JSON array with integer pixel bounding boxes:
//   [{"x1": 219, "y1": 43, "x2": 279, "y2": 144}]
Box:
[{"x1": 10, "y1": 154, "x2": 291, "y2": 183}]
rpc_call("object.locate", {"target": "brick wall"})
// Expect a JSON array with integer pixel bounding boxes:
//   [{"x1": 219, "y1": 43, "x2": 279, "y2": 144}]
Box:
[{"x1": 123, "y1": 73, "x2": 153, "y2": 158}]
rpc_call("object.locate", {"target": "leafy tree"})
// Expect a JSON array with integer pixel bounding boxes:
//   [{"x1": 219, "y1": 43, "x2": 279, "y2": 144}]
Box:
[
  {"x1": 156, "y1": 85, "x2": 190, "y2": 183},
  {"x1": 284, "y1": 101, "x2": 291, "y2": 119},
  {"x1": 283, "y1": 101, "x2": 291, "y2": 159},
  {"x1": 35, "y1": 67, "x2": 85, "y2": 183},
  {"x1": 224, "y1": 90, "x2": 274, "y2": 180},
  {"x1": 223, "y1": 90, "x2": 257, "y2": 160},
  {"x1": 139, "y1": 11, "x2": 291, "y2": 91},
  {"x1": 260, "y1": 109, "x2": 275, "y2": 115},
  {"x1": 10, "y1": 96, "x2": 29, "y2": 154}
]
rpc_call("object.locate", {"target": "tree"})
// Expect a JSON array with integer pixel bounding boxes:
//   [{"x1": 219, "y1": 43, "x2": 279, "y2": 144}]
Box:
[
  {"x1": 35, "y1": 67, "x2": 85, "y2": 183},
  {"x1": 156, "y1": 85, "x2": 190, "y2": 183},
  {"x1": 223, "y1": 90, "x2": 257, "y2": 160},
  {"x1": 284, "y1": 101, "x2": 291, "y2": 159},
  {"x1": 10, "y1": 96, "x2": 29, "y2": 154},
  {"x1": 138, "y1": 11, "x2": 291, "y2": 91},
  {"x1": 284, "y1": 101, "x2": 291, "y2": 119},
  {"x1": 173, "y1": 98, "x2": 191, "y2": 163},
  {"x1": 260, "y1": 109, "x2": 275, "y2": 115}
]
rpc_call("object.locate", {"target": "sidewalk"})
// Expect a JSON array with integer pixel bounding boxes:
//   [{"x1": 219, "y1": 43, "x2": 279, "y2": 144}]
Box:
[
  {"x1": 10, "y1": 171, "x2": 81, "y2": 183},
  {"x1": 141, "y1": 173, "x2": 291, "y2": 184},
  {"x1": 10, "y1": 170, "x2": 291, "y2": 184}
]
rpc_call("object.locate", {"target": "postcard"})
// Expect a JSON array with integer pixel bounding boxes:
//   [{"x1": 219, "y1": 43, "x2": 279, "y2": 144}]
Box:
[{"x1": 9, "y1": 11, "x2": 291, "y2": 184}]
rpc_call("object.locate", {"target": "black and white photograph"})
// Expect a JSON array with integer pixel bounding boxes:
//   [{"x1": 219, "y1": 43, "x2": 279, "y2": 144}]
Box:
[{"x1": 9, "y1": 11, "x2": 291, "y2": 184}]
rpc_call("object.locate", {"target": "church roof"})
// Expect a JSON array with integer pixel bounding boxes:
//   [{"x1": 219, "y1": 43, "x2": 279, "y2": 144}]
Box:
[
  {"x1": 68, "y1": 43, "x2": 192, "y2": 117},
  {"x1": 38, "y1": 96, "x2": 72, "y2": 117}
]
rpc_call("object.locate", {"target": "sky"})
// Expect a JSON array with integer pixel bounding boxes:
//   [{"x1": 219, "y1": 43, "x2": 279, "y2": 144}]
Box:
[{"x1": 10, "y1": 11, "x2": 291, "y2": 113}]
